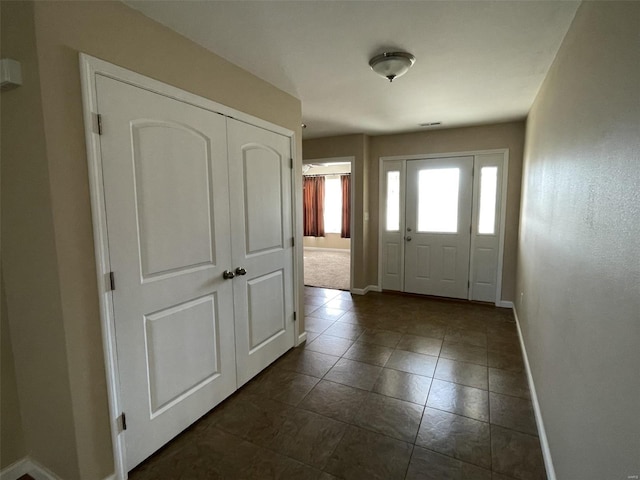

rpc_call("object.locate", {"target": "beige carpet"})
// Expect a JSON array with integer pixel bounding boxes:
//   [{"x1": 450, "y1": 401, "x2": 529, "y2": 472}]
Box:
[{"x1": 303, "y1": 249, "x2": 350, "y2": 291}]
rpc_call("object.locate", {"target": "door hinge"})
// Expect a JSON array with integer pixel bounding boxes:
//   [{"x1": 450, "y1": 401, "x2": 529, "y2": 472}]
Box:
[
  {"x1": 290, "y1": 158, "x2": 294, "y2": 169},
  {"x1": 108, "y1": 271, "x2": 115, "y2": 291},
  {"x1": 293, "y1": 311, "x2": 297, "y2": 322},
  {"x1": 292, "y1": 237, "x2": 295, "y2": 247},
  {"x1": 96, "y1": 113, "x2": 103, "y2": 135},
  {"x1": 120, "y1": 412, "x2": 127, "y2": 431}
]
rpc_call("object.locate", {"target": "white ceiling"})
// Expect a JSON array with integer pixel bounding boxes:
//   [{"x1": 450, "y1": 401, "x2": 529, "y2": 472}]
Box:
[{"x1": 125, "y1": 1, "x2": 580, "y2": 139}]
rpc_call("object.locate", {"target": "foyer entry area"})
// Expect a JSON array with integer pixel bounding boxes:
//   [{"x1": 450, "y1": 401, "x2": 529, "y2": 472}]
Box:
[{"x1": 130, "y1": 289, "x2": 544, "y2": 480}]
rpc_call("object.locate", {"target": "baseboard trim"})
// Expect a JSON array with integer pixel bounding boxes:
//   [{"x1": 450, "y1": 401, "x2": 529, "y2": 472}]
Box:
[
  {"x1": 350, "y1": 285, "x2": 381, "y2": 295},
  {"x1": 0, "y1": 458, "x2": 30, "y2": 480},
  {"x1": 0, "y1": 457, "x2": 63, "y2": 480},
  {"x1": 296, "y1": 331, "x2": 307, "y2": 346},
  {"x1": 496, "y1": 300, "x2": 514, "y2": 309},
  {"x1": 512, "y1": 306, "x2": 557, "y2": 480},
  {"x1": 303, "y1": 247, "x2": 350, "y2": 252}
]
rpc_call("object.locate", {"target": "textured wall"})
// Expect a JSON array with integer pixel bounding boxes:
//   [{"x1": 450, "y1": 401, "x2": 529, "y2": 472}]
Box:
[
  {"x1": 0, "y1": 280, "x2": 26, "y2": 469},
  {"x1": 2, "y1": 1, "x2": 302, "y2": 478},
  {"x1": 1, "y1": 2, "x2": 79, "y2": 477},
  {"x1": 517, "y1": 2, "x2": 640, "y2": 478}
]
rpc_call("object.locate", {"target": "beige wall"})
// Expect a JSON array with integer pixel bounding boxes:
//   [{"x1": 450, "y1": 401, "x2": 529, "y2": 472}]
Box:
[
  {"x1": 304, "y1": 234, "x2": 351, "y2": 250},
  {"x1": 303, "y1": 134, "x2": 370, "y2": 288},
  {"x1": 1, "y1": 2, "x2": 80, "y2": 477},
  {"x1": 517, "y1": 2, "x2": 640, "y2": 479},
  {"x1": 2, "y1": 1, "x2": 302, "y2": 478},
  {"x1": 1, "y1": 279, "x2": 26, "y2": 469}
]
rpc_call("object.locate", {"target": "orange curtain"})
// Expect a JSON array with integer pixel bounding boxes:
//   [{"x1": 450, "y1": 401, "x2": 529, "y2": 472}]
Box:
[
  {"x1": 341, "y1": 174, "x2": 351, "y2": 238},
  {"x1": 303, "y1": 176, "x2": 325, "y2": 236}
]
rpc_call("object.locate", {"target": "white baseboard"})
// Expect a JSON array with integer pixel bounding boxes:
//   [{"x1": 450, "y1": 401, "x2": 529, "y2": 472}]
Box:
[
  {"x1": 0, "y1": 458, "x2": 30, "y2": 480},
  {"x1": 1, "y1": 457, "x2": 62, "y2": 480},
  {"x1": 303, "y1": 247, "x2": 350, "y2": 252},
  {"x1": 496, "y1": 300, "x2": 514, "y2": 309},
  {"x1": 350, "y1": 285, "x2": 381, "y2": 295},
  {"x1": 296, "y1": 331, "x2": 307, "y2": 346},
  {"x1": 512, "y1": 307, "x2": 557, "y2": 480}
]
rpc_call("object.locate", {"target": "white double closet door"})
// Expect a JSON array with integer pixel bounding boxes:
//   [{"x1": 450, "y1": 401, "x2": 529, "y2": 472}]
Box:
[
  {"x1": 381, "y1": 154, "x2": 504, "y2": 302},
  {"x1": 96, "y1": 75, "x2": 294, "y2": 470}
]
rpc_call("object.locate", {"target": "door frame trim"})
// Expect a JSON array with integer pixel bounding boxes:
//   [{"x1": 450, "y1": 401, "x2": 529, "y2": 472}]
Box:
[
  {"x1": 79, "y1": 53, "x2": 297, "y2": 479},
  {"x1": 302, "y1": 156, "x2": 355, "y2": 292},
  {"x1": 377, "y1": 149, "x2": 509, "y2": 305}
]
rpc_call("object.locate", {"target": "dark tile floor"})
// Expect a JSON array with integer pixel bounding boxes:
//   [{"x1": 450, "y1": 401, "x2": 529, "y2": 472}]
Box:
[{"x1": 130, "y1": 288, "x2": 546, "y2": 480}]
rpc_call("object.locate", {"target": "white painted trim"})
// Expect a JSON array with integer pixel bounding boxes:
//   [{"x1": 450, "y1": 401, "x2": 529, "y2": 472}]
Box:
[
  {"x1": 290, "y1": 132, "x2": 303, "y2": 367},
  {"x1": 79, "y1": 53, "x2": 296, "y2": 480},
  {"x1": 303, "y1": 156, "x2": 353, "y2": 165},
  {"x1": 379, "y1": 148, "x2": 509, "y2": 163},
  {"x1": 512, "y1": 307, "x2": 557, "y2": 480},
  {"x1": 303, "y1": 247, "x2": 350, "y2": 253},
  {"x1": 79, "y1": 53, "x2": 127, "y2": 480},
  {"x1": 0, "y1": 457, "x2": 63, "y2": 480},
  {"x1": 377, "y1": 158, "x2": 384, "y2": 290},
  {"x1": 296, "y1": 331, "x2": 308, "y2": 346},
  {"x1": 494, "y1": 149, "x2": 510, "y2": 306},
  {"x1": 350, "y1": 285, "x2": 381, "y2": 295},
  {"x1": 496, "y1": 300, "x2": 514, "y2": 309},
  {"x1": 0, "y1": 458, "x2": 30, "y2": 480}
]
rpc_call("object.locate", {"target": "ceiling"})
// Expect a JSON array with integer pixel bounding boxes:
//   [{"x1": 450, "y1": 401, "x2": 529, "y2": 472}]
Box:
[{"x1": 125, "y1": 1, "x2": 580, "y2": 139}]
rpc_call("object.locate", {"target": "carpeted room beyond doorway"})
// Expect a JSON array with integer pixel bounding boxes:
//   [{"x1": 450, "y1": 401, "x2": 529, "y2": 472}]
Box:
[{"x1": 304, "y1": 249, "x2": 350, "y2": 291}]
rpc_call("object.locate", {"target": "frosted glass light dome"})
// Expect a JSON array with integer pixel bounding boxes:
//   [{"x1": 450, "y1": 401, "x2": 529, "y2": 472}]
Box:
[{"x1": 369, "y1": 52, "x2": 416, "y2": 82}]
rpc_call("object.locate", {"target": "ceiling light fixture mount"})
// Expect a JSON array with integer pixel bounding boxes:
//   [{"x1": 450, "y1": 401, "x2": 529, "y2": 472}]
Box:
[{"x1": 369, "y1": 51, "x2": 416, "y2": 82}]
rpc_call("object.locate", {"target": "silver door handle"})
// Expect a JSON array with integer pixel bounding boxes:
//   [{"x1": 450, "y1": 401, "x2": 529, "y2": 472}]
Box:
[
  {"x1": 235, "y1": 267, "x2": 247, "y2": 276},
  {"x1": 406, "y1": 236, "x2": 412, "y2": 242},
  {"x1": 223, "y1": 270, "x2": 235, "y2": 279}
]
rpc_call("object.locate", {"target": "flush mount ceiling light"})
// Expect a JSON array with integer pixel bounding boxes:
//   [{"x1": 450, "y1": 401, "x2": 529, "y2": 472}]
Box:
[{"x1": 369, "y1": 51, "x2": 416, "y2": 82}]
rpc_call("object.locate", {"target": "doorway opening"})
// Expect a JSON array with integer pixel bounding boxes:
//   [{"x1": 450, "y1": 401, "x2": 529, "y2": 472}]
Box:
[
  {"x1": 379, "y1": 151, "x2": 508, "y2": 305},
  {"x1": 303, "y1": 157, "x2": 354, "y2": 291}
]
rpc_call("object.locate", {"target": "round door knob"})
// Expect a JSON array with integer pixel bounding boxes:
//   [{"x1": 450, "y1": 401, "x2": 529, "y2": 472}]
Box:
[
  {"x1": 406, "y1": 236, "x2": 412, "y2": 242},
  {"x1": 235, "y1": 267, "x2": 247, "y2": 276},
  {"x1": 223, "y1": 270, "x2": 235, "y2": 279},
  {"x1": 407, "y1": 227, "x2": 412, "y2": 232}
]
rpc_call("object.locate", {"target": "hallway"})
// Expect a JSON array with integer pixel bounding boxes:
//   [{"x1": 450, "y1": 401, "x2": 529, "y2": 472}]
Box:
[{"x1": 130, "y1": 288, "x2": 544, "y2": 479}]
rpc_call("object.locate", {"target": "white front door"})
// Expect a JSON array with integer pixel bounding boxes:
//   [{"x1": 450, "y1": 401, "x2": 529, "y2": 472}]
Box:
[
  {"x1": 404, "y1": 157, "x2": 474, "y2": 299},
  {"x1": 227, "y1": 119, "x2": 295, "y2": 386},
  {"x1": 96, "y1": 75, "x2": 237, "y2": 470}
]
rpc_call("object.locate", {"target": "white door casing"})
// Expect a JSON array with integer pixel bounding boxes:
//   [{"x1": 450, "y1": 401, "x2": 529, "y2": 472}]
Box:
[
  {"x1": 96, "y1": 75, "x2": 237, "y2": 470},
  {"x1": 404, "y1": 156, "x2": 474, "y2": 299},
  {"x1": 227, "y1": 119, "x2": 295, "y2": 386},
  {"x1": 378, "y1": 151, "x2": 508, "y2": 305}
]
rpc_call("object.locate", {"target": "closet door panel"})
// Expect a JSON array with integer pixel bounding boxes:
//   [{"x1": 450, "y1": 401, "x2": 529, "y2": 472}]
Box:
[
  {"x1": 227, "y1": 119, "x2": 295, "y2": 386},
  {"x1": 96, "y1": 75, "x2": 236, "y2": 471}
]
